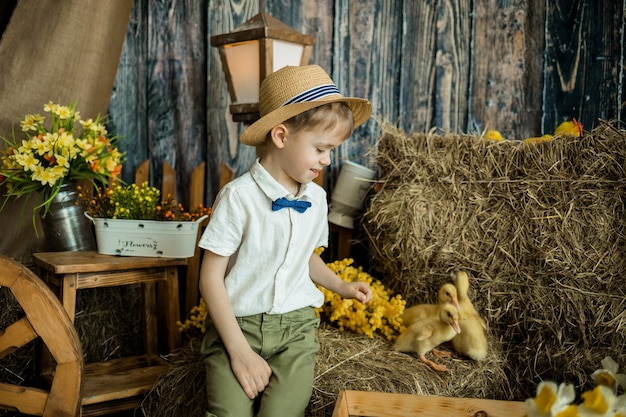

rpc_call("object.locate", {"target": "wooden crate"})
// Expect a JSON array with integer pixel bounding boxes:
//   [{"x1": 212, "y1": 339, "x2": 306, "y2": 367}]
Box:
[{"x1": 331, "y1": 390, "x2": 525, "y2": 417}]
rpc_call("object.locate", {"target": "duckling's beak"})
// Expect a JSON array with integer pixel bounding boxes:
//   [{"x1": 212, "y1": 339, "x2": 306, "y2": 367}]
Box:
[
  {"x1": 452, "y1": 320, "x2": 461, "y2": 334},
  {"x1": 452, "y1": 297, "x2": 461, "y2": 311}
]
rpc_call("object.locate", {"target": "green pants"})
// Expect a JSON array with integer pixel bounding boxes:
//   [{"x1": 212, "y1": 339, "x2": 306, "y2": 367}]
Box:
[{"x1": 201, "y1": 307, "x2": 320, "y2": 417}]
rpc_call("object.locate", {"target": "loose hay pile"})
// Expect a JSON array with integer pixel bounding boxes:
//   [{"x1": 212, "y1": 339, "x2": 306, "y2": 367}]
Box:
[
  {"x1": 142, "y1": 324, "x2": 514, "y2": 417},
  {"x1": 364, "y1": 121, "x2": 626, "y2": 400}
]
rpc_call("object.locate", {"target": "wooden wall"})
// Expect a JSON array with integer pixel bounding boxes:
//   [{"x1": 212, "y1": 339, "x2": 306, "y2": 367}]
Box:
[{"x1": 108, "y1": 0, "x2": 625, "y2": 209}]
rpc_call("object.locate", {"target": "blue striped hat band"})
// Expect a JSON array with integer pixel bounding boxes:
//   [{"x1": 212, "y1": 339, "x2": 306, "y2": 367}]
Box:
[{"x1": 281, "y1": 84, "x2": 342, "y2": 107}]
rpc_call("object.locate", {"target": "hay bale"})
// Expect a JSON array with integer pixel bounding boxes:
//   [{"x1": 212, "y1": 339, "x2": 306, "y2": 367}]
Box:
[{"x1": 363, "y1": 121, "x2": 626, "y2": 399}]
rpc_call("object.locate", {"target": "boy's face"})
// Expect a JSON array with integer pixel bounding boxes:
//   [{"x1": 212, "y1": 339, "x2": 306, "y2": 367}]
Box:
[{"x1": 281, "y1": 123, "x2": 348, "y2": 185}]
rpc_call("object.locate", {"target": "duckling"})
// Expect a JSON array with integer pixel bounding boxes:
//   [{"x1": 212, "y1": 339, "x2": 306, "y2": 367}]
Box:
[
  {"x1": 553, "y1": 118, "x2": 583, "y2": 138},
  {"x1": 452, "y1": 270, "x2": 488, "y2": 361},
  {"x1": 393, "y1": 303, "x2": 461, "y2": 372},
  {"x1": 401, "y1": 283, "x2": 460, "y2": 327}
]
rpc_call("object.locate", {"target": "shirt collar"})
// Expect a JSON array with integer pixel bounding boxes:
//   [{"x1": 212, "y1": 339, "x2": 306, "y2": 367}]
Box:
[{"x1": 250, "y1": 158, "x2": 314, "y2": 201}]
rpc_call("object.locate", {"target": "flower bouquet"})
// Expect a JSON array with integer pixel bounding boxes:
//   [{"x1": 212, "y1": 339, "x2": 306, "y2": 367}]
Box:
[
  {"x1": 80, "y1": 182, "x2": 211, "y2": 258},
  {"x1": 0, "y1": 102, "x2": 124, "y2": 224}
]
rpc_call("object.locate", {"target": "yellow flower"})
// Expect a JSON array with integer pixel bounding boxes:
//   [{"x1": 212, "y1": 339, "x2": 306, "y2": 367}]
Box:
[
  {"x1": 555, "y1": 405, "x2": 579, "y2": 417},
  {"x1": 55, "y1": 105, "x2": 72, "y2": 120},
  {"x1": 592, "y1": 357, "x2": 626, "y2": 394},
  {"x1": 582, "y1": 385, "x2": 609, "y2": 414},
  {"x1": 43, "y1": 101, "x2": 58, "y2": 113},
  {"x1": 525, "y1": 382, "x2": 576, "y2": 417},
  {"x1": 20, "y1": 114, "x2": 44, "y2": 132}
]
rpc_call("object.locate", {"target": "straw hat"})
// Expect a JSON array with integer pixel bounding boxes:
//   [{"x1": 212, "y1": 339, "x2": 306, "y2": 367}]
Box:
[{"x1": 240, "y1": 65, "x2": 372, "y2": 146}]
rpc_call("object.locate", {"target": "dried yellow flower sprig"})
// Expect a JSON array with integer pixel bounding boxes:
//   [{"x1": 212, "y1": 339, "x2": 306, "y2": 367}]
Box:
[
  {"x1": 314, "y1": 253, "x2": 406, "y2": 341},
  {"x1": 79, "y1": 181, "x2": 211, "y2": 221},
  {"x1": 177, "y1": 297, "x2": 207, "y2": 334}
]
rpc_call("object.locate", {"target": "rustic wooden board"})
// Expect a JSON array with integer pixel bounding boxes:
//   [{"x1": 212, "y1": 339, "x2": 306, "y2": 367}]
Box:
[
  {"x1": 33, "y1": 251, "x2": 185, "y2": 274},
  {"x1": 398, "y1": 0, "x2": 438, "y2": 133},
  {"x1": 543, "y1": 0, "x2": 625, "y2": 132},
  {"x1": 469, "y1": 0, "x2": 542, "y2": 139},
  {"x1": 331, "y1": 390, "x2": 525, "y2": 417},
  {"x1": 433, "y1": 0, "x2": 472, "y2": 132},
  {"x1": 81, "y1": 356, "x2": 167, "y2": 405}
]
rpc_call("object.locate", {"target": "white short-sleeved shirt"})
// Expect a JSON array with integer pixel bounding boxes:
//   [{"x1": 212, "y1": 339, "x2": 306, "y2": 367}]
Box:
[{"x1": 198, "y1": 159, "x2": 328, "y2": 316}]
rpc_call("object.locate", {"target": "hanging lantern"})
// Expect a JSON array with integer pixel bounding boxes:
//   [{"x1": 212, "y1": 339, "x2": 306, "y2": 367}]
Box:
[{"x1": 211, "y1": 13, "x2": 316, "y2": 123}]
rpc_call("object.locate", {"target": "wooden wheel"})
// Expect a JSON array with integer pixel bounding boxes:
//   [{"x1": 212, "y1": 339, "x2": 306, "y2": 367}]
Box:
[{"x1": 0, "y1": 254, "x2": 83, "y2": 417}]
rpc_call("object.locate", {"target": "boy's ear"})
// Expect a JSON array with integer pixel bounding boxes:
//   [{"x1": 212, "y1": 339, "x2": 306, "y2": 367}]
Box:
[{"x1": 269, "y1": 124, "x2": 288, "y2": 148}]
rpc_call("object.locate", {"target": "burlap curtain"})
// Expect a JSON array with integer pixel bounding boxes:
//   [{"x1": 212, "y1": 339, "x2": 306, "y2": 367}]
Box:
[{"x1": 0, "y1": 0, "x2": 133, "y2": 258}]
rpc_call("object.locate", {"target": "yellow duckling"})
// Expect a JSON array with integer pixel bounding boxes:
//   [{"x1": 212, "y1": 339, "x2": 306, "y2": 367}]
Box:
[
  {"x1": 401, "y1": 283, "x2": 460, "y2": 327},
  {"x1": 485, "y1": 129, "x2": 504, "y2": 142},
  {"x1": 393, "y1": 303, "x2": 462, "y2": 372},
  {"x1": 553, "y1": 118, "x2": 583, "y2": 138},
  {"x1": 522, "y1": 134, "x2": 553, "y2": 145},
  {"x1": 451, "y1": 270, "x2": 488, "y2": 361}
]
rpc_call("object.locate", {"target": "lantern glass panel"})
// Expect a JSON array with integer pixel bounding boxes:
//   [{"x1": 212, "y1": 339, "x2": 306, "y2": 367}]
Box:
[
  {"x1": 223, "y1": 40, "x2": 260, "y2": 104},
  {"x1": 272, "y1": 40, "x2": 305, "y2": 71}
]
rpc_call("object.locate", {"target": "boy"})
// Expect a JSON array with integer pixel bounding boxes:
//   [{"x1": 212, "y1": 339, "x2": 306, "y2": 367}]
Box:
[{"x1": 198, "y1": 64, "x2": 373, "y2": 417}]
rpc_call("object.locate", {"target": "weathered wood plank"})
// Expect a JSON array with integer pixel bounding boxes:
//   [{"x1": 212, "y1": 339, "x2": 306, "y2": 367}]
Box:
[
  {"x1": 146, "y1": 0, "x2": 208, "y2": 205},
  {"x1": 433, "y1": 0, "x2": 472, "y2": 132},
  {"x1": 330, "y1": 0, "x2": 398, "y2": 193},
  {"x1": 399, "y1": 0, "x2": 438, "y2": 133},
  {"x1": 331, "y1": 390, "x2": 525, "y2": 417},
  {"x1": 543, "y1": 0, "x2": 624, "y2": 132},
  {"x1": 108, "y1": 0, "x2": 150, "y2": 183},
  {"x1": 469, "y1": 0, "x2": 542, "y2": 140}
]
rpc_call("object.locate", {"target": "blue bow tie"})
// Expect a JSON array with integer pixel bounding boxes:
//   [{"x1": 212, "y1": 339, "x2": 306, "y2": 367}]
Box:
[{"x1": 272, "y1": 197, "x2": 312, "y2": 213}]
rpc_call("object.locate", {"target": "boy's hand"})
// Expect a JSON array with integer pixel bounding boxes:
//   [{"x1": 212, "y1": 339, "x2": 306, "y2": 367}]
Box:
[
  {"x1": 230, "y1": 347, "x2": 272, "y2": 399},
  {"x1": 340, "y1": 280, "x2": 373, "y2": 304}
]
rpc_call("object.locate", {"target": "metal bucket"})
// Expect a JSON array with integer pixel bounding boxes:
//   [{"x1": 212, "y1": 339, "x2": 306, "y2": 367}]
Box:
[{"x1": 41, "y1": 183, "x2": 97, "y2": 252}]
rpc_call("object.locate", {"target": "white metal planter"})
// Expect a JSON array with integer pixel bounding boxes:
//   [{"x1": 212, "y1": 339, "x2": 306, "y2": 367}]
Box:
[{"x1": 85, "y1": 213, "x2": 208, "y2": 258}]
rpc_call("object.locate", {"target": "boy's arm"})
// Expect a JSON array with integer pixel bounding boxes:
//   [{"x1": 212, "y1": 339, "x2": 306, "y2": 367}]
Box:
[
  {"x1": 198, "y1": 250, "x2": 272, "y2": 399},
  {"x1": 309, "y1": 252, "x2": 372, "y2": 303}
]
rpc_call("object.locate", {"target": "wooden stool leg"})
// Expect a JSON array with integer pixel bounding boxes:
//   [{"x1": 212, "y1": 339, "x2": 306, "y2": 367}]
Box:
[
  {"x1": 60, "y1": 273, "x2": 79, "y2": 322},
  {"x1": 158, "y1": 266, "x2": 181, "y2": 352},
  {"x1": 144, "y1": 282, "x2": 158, "y2": 361}
]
